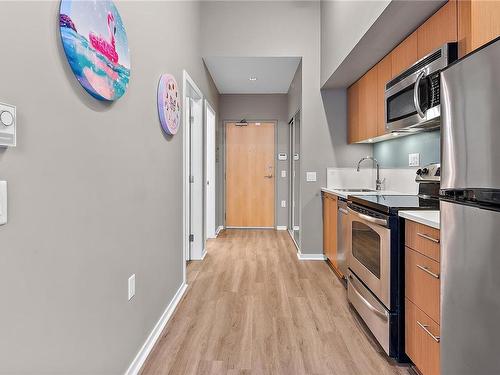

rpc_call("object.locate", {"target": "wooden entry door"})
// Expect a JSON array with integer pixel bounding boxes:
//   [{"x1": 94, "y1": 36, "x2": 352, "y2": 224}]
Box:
[{"x1": 226, "y1": 122, "x2": 275, "y2": 227}]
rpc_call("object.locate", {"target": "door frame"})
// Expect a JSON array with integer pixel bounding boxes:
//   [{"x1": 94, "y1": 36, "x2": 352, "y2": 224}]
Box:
[
  {"x1": 204, "y1": 100, "x2": 216, "y2": 239},
  {"x1": 223, "y1": 120, "x2": 277, "y2": 229},
  {"x1": 288, "y1": 109, "x2": 301, "y2": 251},
  {"x1": 183, "y1": 70, "x2": 205, "y2": 280}
]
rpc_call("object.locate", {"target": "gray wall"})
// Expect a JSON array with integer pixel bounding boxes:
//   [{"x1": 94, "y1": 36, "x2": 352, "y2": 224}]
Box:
[
  {"x1": 217, "y1": 94, "x2": 289, "y2": 228},
  {"x1": 0, "y1": 1, "x2": 218, "y2": 373},
  {"x1": 374, "y1": 131, "x2": 440, "y2": 168},
  {"x1": 288, "y1": 61, "x2": 302, "y2": 118},
  {"x1": 320, "y1": 0, "x2": 390, "y2": 86},
  {"x1": 321, "y1": 89, "x2": 373, "y2": 168}
]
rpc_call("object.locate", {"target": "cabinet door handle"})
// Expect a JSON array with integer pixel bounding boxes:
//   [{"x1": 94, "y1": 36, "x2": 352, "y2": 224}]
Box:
[
  {"x1": 417, "y1": 232, "x2": 440, "y2": 243},
  {"x1": 416, "y1": 264, "x2": 440, "y2": 279},
  {"x1": 417, "y1": 321, "x2": 440, "y2": 343}
]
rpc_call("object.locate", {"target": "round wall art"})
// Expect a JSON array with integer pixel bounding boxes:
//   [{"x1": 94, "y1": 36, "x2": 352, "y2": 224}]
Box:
[
  {"x1": 59, "y1": 0, "x2": 130, "y2": 101},
  {"x1": 157, "y1": 74, "x2": 181, "y2": 136}
]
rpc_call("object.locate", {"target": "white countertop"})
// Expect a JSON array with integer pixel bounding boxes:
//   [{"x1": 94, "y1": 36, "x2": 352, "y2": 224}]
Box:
[
  {"x1": 399, "y1": 210, "x2": 440, "y2": 229},
  {"x1": 321, "y1": 187, "x2": 415, "y2": 200}
]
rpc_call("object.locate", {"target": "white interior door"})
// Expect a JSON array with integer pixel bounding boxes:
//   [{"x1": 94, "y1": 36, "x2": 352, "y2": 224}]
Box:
[
  {"x1": 205, "y1": 102, "x2": 216, "y2": 239},
  {"x1": 190, "y1": 97, "x2": 205, "y2": 259}
]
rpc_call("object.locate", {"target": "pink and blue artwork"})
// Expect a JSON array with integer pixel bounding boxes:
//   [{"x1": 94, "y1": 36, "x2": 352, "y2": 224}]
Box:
[
  {"x1": 157, "y1": 74, "x2": 181, "y2": 136},
  {"x1": 59, "y1": 0, "x2": 130, "y2": 101}
]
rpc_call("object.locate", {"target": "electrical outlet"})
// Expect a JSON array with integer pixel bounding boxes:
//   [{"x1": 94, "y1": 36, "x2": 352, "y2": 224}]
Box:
[
  {"x1": 281, "y1": 200, "x2": 286, "y2": 208},
  {"x1": 281, "y1": 170, "x2": 286, "y2": 178},
  {"x1": 409, "y1": 153, "x2": 420, "y2": 167},
  {"x1": 128, "y1": 274, "x2": 135, "y2": 301},
  {"x1": 306, "y1": 172, "x2": 317, "y2": 182}
]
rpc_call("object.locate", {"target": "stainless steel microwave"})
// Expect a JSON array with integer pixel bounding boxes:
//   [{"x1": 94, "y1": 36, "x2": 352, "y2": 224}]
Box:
[{"x1": 385, "y1": 43, "x2": 457, "y2": 133}]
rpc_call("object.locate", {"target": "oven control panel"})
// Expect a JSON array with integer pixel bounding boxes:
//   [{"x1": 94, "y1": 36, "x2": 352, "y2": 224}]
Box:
[{"x1": 415, "y1": 163, "x2": 440, "y2": 182}]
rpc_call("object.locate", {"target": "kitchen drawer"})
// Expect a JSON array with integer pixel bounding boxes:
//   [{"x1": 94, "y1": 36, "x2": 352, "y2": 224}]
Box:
[
  {"x1": 405, "y1": 246, "x2": 440, "y2": 324},
  {"x1": 406, "y1": 299, "x2": 440, "y2": 375},
  {"x1": 405, "y1": 220, "x2": 440, "y2": 262}
]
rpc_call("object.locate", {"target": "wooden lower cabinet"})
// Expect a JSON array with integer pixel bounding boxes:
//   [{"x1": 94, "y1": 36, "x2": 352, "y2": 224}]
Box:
[
  {"x1": 405, "y1": 219, "x2": 441, "y2": 375},
  {"x1": 406, "y1": 299, "x2": 440, "y2": 375},
  {"x1": 322, "y1": 192, "x2": 342, "y2": 277}
]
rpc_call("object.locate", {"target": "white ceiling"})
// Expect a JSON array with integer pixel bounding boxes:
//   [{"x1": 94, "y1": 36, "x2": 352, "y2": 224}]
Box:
[{"x1": 204, "y1": 56, "x2": 301, "y2": 94}]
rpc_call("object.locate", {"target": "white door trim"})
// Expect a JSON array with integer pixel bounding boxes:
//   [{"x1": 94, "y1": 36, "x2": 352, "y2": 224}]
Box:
[
  {"x1": 183, "y1": 70, "x2": 204, "y2": 278},
  {"x1": 204, "y1": 100, "x2": 216, "y2": 239}
]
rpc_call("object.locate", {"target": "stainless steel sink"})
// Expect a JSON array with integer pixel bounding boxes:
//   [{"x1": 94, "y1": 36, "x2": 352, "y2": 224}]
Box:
[{"x1": 335, "y1": 188, "x2": 376, "y2": 192}]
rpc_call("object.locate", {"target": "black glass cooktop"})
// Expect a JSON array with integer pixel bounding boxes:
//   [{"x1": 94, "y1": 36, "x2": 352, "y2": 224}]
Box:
[{"x1": 348, "y1": 194, "x2": 439, "y2": 214}]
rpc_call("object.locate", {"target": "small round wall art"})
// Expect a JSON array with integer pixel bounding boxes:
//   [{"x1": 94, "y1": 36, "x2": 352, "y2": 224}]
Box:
[
  {"x1": 59, "y1": 0, "x2": 131, "y2": 101},
  {"x1": 157, "y1": 74, "x2": 181, "y2": 136}
]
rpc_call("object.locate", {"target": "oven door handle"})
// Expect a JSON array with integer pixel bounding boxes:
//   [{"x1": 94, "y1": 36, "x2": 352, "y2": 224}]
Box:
[
  {"x1": 349, "y1": 274, "x2": 388, "y2": 321},
  {"x1": 413, "y1": 70, "x2": 426, "y2": 118},
  {"x1": 347, "y1": 207, "x2": 388, "y2": 227}
]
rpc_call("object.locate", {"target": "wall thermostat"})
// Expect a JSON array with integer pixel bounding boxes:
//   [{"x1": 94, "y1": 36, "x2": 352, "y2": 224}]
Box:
[
  {"x1": 278, "y1": 153, "x2": 287, "y2": 161},
  {"x1": 0, "y1": 102, "x2": 16, "y2": 147}
]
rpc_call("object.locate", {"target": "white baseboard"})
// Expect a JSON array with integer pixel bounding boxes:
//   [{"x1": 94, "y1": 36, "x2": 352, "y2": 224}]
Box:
[
  {"x1": 296, "y1": 251, "x2": 327, "y2": 261},
  {"x1": 215, "y1": 226, "x2": 224, "y2": 236},
  {"x1": 276, "y1": 225, "x2": 287, "y2": 231},
  {"x1": 125, "y1": 282, "x2": 188, "y2": 375}
]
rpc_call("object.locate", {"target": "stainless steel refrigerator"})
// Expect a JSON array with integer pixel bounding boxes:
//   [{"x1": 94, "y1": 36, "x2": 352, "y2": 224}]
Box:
[{"x1": 440, "y1": 37, "x2": 500, "y2": 375}]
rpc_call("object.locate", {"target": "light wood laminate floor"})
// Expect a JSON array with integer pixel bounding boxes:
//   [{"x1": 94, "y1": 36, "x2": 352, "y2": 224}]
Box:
[{"x1": 141, "y1": 230, "x2": 410, "y2": 375}]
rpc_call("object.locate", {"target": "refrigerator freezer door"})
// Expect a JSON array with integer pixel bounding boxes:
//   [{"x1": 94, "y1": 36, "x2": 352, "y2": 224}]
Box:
[
  {"x1": 441, "y1": 39, "x2": 500, "y2": 190},
  {"x1": 441, "y1": 200, "x2": 500, "y2": 375}
]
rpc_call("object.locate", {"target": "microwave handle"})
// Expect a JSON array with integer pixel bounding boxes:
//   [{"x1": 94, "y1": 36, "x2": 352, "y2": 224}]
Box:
[{"x1": 413, "y1": 70, "x2": 426, "y2": 118}]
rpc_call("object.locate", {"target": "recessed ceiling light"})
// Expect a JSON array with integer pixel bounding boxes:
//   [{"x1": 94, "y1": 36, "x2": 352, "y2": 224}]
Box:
[
  {"x1": 249, "y1": 77, "x2": 257, "y2": 81},
  {"x1": 368, "y1": 138, "x2": 373, "y2": 143},
  {"x1": 392, "y1": 132, "x2": 399, "y2": 137}
]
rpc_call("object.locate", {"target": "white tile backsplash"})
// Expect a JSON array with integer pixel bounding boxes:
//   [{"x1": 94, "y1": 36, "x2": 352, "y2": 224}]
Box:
[{"x1": 326, "y1": 167, "x2": 419, "y2": 194}]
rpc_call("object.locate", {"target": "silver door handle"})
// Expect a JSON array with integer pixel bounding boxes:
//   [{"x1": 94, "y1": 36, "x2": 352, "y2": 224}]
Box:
[
  {"x1": 416, "y1": 264, "x2": 440, "y2": 279},
  {"x1": 417, "y1": 321, "x2": 440, "y2": 343},
  {"x1": 349, "y1": 275, "x2": 388, "y2": 321},
  {"x1": 264, "y1": 175, "x2": 273, "y2": 178},
  {"x1": 417, "y1": 232, "x2": 440, "y2": 243},
  {"x1": 347, "y1": 207, "x2": 388, "y2": 227},
  {"x1": 413, "y1": 70, "x2": 426, "y2": 118}
]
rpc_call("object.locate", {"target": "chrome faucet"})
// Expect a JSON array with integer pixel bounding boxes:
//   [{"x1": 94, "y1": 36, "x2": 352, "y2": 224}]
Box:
[{"x1": 356, "y1": 156, "x2": 384, "y2": 191}]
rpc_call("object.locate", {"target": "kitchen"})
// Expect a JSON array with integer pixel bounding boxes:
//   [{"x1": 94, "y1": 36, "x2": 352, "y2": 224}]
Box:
[
  {"x1": 1, "y1": 1, "x2": 500, "y2": 374},
  {"x1": 321, "y1": 1, "x2": 500, "y2": 374}
]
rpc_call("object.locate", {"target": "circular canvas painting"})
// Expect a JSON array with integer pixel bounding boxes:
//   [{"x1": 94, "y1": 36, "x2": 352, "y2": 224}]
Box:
[
  {"x1": 59, "y1": 0, "x2": 131, "y2": 101},
  {"x1": 157, "y1": 74, "x2": 181, "y2": 135}
]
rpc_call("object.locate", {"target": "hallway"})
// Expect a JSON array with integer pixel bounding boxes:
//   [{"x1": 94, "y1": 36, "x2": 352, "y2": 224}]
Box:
[{"x1": 141, "y1": 230, "x2": 409, "y2": 375}]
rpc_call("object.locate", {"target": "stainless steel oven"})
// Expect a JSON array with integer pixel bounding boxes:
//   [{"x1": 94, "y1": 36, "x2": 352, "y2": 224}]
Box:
[
  {"x1": 348, "y1": 205, "x2": 391, "y2": 308},
  {"x1": 385, "y1": 42, "x2": 457, "y2": 133},
  {"x1": 347, "y1": 203, "x2": 392, "y2": 354}
]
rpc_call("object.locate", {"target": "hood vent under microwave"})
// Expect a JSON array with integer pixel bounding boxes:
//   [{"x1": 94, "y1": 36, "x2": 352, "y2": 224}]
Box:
[{"x1": 386, "y1": 50, "x2": 442, "y2": 90}]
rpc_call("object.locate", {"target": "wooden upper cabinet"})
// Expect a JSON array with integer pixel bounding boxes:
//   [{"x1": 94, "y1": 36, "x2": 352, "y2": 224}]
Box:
[
  {"x1": 417, "y1": 0, "x2": 458, "y2": 59},
  {"x1": 347, "y1": 81, "x2": 360, "y2": 144},
  {"x1": 359, "y1": 65, "x2": 378, "y2": 140},
  {"x1": 458, "y1": 0, "x2": 500, "y2": 57},
  {"x1": 391, "y1": 31, "x2": 418, "y2": 78},
  {"x1": 377, "y1": 54, "x2": 392, "y2": 137}
]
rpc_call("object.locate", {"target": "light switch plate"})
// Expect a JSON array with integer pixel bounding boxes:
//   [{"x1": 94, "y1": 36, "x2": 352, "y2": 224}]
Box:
[
  {"x1": 281, "y1": 170, "x2": 286, "y2": 178},
  {"x1": 409, "y1": 153, "x2": 420, "y2": 167},
  {"x1": 128, "y1": 274, "x2": 135, "y2": 301},
  {"x1": 0, "y1": 181, "x2": 6, "y2": 225},
  {"x1": 306, "y1": 172, "x2": 317, "y2": 182}
]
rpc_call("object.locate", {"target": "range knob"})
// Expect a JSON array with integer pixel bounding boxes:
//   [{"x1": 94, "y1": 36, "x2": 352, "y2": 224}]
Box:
[
  {"x1": 422, "y1": 168, "x2": 429, "y2": 175},
  {"x1": 416, "y1": 169, "x2": 422, "y2": 176}
]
